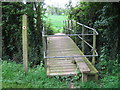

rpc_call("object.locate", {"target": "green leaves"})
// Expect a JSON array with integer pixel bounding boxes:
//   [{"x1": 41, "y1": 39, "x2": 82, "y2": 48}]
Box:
[{"x1": 2, "y1": 61, "x2": 67, "y2": 88}]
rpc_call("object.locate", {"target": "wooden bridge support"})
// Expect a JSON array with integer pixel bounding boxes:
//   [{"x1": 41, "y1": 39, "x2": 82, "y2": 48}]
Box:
[{"x1": 82, "y1": 73, "x2": 98, "y2": 82}]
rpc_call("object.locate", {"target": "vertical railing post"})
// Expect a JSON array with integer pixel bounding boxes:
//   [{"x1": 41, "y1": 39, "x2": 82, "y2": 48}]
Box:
[
  {"x1": 75, "y1": 21, "x2": 77, "y2": 43},
  {"x1": 22, "y1": 14, "x2": 28, "y2": 72},
  {"x1": 42, "y1": 25, "x2": 47, "y2": 67},
  {"x1": 65, "y1": 20, "x2": 67, "y2": 34},
  {"x1": 42, "y1": 26, "x2": 45, "y2": 55},
  {"x1": 69, "y1": 20, "x2": 71, "y2": 34},
  {"x1": 82, "y1": 26, "x2": 85, "y2": 53},
  {"x1": 63, "y1": 20, "x2": 64, "y2": 33},
  {"x1": 92, "y1": 31, "x2": 96, "y2": 65},
  {"x1": 68, "y1": 20, "x2": 70, "y2": 34},
  {"x1": 43, "y1": 28, "x2": 47, "y2": 56}
]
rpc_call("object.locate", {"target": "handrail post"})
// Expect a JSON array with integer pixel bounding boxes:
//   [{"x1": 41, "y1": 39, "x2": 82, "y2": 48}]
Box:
[
  {"x1": 65, "y1": 20, "x2": 67, "y2": 34},
  {"x1": 22, "y1": 14, "x2": 28, "y2": 72},
  {"x1": 75, "y1": 21, "x2": 77, "y2": 43},
  {"x1": 42, "y1": 25, "x2": 46, "y2": 55},
  {"x1": 82, "y1": 26, "x2": 85, "y2": 53},
  {"x1": 92, "y1": 31, "x2": 96, "y2": 65},
  {"x1": 69, "y1": 20, "x2": 71, "y2": 30},
  {"x1": 42, "y1": 25, "x2": 47, "y2": 68},
  {"x1": 68, "y1": 20, "x2": 70, "y2": 34}
]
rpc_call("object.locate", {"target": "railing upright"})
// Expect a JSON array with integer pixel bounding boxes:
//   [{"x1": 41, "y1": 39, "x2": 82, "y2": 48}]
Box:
[
  {"x1": 82, "y1": 26, "x2": 85, "y2": 53},
  {"x1": 43, "y1": 20, "x2": 98, "y2": 66},
  {"x1": 92, "y1": 31, "x2": 96, "y2": 65}
]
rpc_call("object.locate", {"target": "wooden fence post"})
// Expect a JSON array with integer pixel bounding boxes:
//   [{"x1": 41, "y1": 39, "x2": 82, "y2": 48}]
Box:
[
  {"x1": 22, "y1": 14, "x2": 28, "y2": 72},
  {"x1": 92, "y1": 31, "x2": 96, "y2": 65},
  {"x1": 82, "y1": 26, "x2": 85, "y2": 53}
]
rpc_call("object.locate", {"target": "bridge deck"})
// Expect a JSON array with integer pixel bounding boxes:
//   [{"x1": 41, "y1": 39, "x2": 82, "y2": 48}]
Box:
[{"x1": 46, "y1": 33, "x2": 98, "y2": 76}]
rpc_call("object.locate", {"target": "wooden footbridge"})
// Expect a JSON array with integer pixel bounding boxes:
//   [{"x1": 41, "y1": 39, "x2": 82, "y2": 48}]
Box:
[{"x1": 42, "y1": 20, "x2": 99, "y2": 82}]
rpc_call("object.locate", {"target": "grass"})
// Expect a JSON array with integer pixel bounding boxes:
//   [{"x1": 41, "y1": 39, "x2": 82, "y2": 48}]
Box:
[
  {"x1": 2, "y1": 60, "x2": 119, "y2": 88},
  {"x1": 45, "y1": 14, "x2": 67, "y2": 33},
  {"x1": 2, "y1": 61, "x2": 68, "y2": 88}
]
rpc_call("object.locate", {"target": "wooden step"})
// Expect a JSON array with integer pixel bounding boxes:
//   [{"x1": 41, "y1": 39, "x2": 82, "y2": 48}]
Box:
[
  {"x1": 49, "y1": 65, "x2": 76, "y2": 70},
  {"x1": 77, "y1": 62, "x2": 90, "y2": 73},
  {"x1": 50, "y1": 68, "x2": 76, "y2": 73},
  {"x1": 47, "y1": 71, "x2": 76, "y2": 76}
]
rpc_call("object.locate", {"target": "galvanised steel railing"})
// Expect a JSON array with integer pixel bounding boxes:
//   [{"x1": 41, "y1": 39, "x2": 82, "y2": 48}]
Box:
[{"x1": 42, "y1": 20, "x2": 99, "y2": 65}]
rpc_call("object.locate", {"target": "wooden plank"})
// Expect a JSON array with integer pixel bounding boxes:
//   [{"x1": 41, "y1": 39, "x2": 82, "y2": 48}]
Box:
[
  {"x1": 50, "y1": 66, "x2": 76, "y2": 70},
  {"x1": 22, "y1": 14, "x2": 28, "y2": 72},
  {"x1": 46, "y1": 33, "x2": 98, "y2": 76},
  {"x1": 48, "y1": 72, "x2": 76, "y2": 76},
  {"x1": 47, "y1": 63, "x2": 75, "y2": 67},
  {"x1": 48, "y1": 61, "x2": 73, "y2": 64},
  {"x1": 50, "y1": 68, "x2": 76, "y2": 73},
  {"x1": 77, "y1": 62, "x2": 90, "y2": 73},
  {"x1": 82, "y1": 73, "x2": 87, "y2": 82},
  {"x1": 47, "y1": 60, "x2": 73, "y2": 63}
]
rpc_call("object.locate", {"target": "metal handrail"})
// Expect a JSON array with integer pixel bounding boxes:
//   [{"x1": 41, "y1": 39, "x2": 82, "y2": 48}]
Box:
[
  {"x1": 71, "y1": 20, "x2": 99, "y2": 35},
  {"x1": 42, "y1": 20, "x2": 99, "y2": 65}
]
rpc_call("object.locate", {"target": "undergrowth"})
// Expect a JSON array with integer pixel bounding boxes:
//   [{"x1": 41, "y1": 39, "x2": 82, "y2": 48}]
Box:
[
  {"x1": 2, "y1": 60, "x2": 119, "y2": 88},
  {"x1": 2, "y1": 61, "x2": 67, "y2": 88}
]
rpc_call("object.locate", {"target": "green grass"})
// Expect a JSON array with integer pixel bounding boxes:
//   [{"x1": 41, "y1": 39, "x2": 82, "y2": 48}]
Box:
[
  {"x1": 46, "y1": 15, "x2": 67, "y2": 33},
  {"x1": 2, "y1": 60, "x2": 119, "y2": 88},
  {"x1": 2, "y1": 61, "x2": 68, "y2": 88}
]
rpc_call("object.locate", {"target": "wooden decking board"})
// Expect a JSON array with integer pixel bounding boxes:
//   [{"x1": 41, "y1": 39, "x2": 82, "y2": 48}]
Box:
[
  {"x1": 50, "y1": 69, "x2": 76, "y2": 72},
  {"x1": 47, "y1": 61, "x2": 73, "y2": 64},
  {"x1": 50, "y1": 66, "x2": 76, "y2": 70},
  {"x1": 77, "y1": 62, "x2": 90, "y2": 73},
  {"x1": 47, "y1": 63, "x2": 75, "y2": 67},
  {"x1": 46, "y1": 33, "x2": 98, "y2": 76},
  {"x1": 48, "y1": 72, "x2": 76, "y2": 76}
]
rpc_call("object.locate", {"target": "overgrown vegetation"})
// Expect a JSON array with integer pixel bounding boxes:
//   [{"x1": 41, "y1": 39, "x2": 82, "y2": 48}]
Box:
[
  {"x1": 69, "y1": 2, "x2": 120, "y2": 60},
  {"x1": 66, "y1": 2, "x2": 120, "y2": 88},
  {"x1": 2, "y1": 61, "x2": 119, "y2": 88},
  {"x1": 2, "y1": 2, "x2": 44, "y2": 66},
  {"x1": 2, "y1": 61, "x2": 68, "y2": 88}
]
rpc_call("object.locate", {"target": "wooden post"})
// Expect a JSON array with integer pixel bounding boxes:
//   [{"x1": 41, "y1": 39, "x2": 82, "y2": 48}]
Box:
[
  {"x1": 92, "y1": 31, "x2": 96, "y2": 65},
  {"x1": 82, "y1": 73, "x2": 87, "y2": 82},
  {"x1": 69, "y1": 20, "x2": 71, "y2": 34},
  {"x1": 63, "y1": 21, "x2": 64, "y2": 33},
  {"x1": 22, "y1": 14, "x2": 28, "y2": 72},
  {"x1": 82, "y1": 26, "x2": 85, "y2": 53},
  {"x1": 75, "y1": 22, "x2": 77, "y2": 43},
  {"x1": 42, "y1": 30, "x2": 47, "y2": 68},
  {"x1": 65, "y1": 20, "x2": 67, "y2": 34},
  {"x1": 68, "y1": 20, "x2": 70, "y2": 34}
]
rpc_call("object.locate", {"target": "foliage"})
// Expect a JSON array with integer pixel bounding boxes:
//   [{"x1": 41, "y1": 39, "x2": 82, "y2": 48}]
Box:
[
  {"x1": 2, "y1": 60, "x2": 119, "y2": 88},
  {"x1": 67, "y1": 2, "x2": 120, "y2": 76},
  {"x1": 46, "y1": 6, "x2": 67, "y2": 15},
  {"x1": 2, "y1": 61, "x2": 68, "y2": 88},
  {"x1": 2, "y1": 2, "x2": 45, "y2": 66}
]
